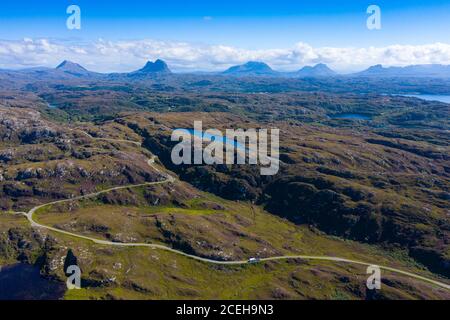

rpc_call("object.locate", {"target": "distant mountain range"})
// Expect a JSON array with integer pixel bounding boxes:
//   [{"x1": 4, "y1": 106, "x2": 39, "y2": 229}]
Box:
[
  {"x1": 2, "y1": 60, "x2": 450, "y2": 79},
  {"x1": 0, "y1": 59, "x2": 173, "y2": 81},
  {"x1": 222, "y1": 61, "x2": 336, "y2": 77},
  {"x1": 355, "y1": 64, "x2": 450, "y2": 77},
  {"x1": 222, "y1": 62, "x2": 450, "y2": 78}
]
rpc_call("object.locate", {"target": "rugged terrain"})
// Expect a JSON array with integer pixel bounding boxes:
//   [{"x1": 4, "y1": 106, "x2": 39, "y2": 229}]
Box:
[{"x1": 0, "y1": 71, "x2": 449, "y2": 299}]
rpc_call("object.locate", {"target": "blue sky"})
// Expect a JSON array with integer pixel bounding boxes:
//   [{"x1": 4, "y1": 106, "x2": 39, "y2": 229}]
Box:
[
  {"x1": 1, "y1": 0, "x2": 449, "y2": 47},
  {"x1": 0, "y1": 1, "x2": 449, "y2": 71}
]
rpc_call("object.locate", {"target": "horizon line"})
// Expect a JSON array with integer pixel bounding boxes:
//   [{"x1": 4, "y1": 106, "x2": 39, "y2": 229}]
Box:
[{"x1": 4, "y1": 59, "x2": 450, "y2": 76}]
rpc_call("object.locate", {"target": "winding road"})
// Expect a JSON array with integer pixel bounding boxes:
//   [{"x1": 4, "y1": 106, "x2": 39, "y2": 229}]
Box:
[{"x1": 18, "y1": 130, "x2": 450, "y2": 292}]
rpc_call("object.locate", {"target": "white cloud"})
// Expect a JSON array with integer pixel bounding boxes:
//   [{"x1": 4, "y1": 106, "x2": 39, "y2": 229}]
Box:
[{"x1": 0, "y1": 38, "x2": 450, "y2": 73}]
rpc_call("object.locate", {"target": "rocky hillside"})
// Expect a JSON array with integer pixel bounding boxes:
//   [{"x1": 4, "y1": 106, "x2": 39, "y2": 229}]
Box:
[{"x1": 117, "y1": 112, "x2": 450, "y2": 278}]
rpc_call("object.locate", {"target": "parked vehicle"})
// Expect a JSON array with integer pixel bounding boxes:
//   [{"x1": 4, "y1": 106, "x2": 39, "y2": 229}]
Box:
[{"x1": 248, "y1": 257, "x2": 260, "y2": 264}]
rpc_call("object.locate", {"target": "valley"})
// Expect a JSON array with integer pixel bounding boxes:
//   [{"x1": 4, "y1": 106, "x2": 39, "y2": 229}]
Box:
[{"x1": 0, "y1": 64, "x2": 449, "y2": 300}]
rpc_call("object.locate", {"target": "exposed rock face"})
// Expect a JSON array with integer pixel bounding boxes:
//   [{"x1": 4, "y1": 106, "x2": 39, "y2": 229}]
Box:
[
  {"x1": 120, "y1": 112, "x2": 450, "y2": 279},
  {"x1": 0, "y1": 106, "x2": 162, "y2": 211},
  {"x1": 0, "y1": 107, "x2": 58, "y2": 143},
  {"x1": 0, "y1": 227, "x2": 44, "y2": 263}
]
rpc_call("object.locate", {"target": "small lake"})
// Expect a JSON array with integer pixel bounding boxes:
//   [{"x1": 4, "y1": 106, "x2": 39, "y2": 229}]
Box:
[
  {"x1": 396, "y1": 94, "x2": 450, "y2": 104},
  {"x1": 176, "y1": 129, "x2": 246, "y2": 150},
  {"x1": 330, "y1": 113, "x2": 372, "y2": 120},
  {"x1": 0, "y1": 264, "x2": 66, "y2": 300}
]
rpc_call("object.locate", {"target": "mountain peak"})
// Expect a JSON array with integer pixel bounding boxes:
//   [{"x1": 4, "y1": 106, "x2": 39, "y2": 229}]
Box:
[
  {"x1": 243, "y1": 61, "x2": 270, "y2": 68},
  {"x1": 367, "y1": 64, "x2": 384, "y2": 70},
  {"x1": 296, "y1": 63, "x2": 336, "y2": 77},
  {"x1": 315, "y1": 63, "x2": 328, "y2": 68},
  {"x1": 223, "y1": 61, "x2": 275, "y2": 76},
  {"x1": 136, "y1": 59, "x2": 171, "y2": 74},
  {"x1": 56, "y1": 60, "x2": 87, "y2": 72},
  {"x1": 54, "y1": 60, "x2": 93, "y2": 77}
]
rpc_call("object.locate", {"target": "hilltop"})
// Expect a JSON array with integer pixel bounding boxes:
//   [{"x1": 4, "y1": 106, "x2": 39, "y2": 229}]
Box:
[
  {"x1": 295, "y1": 63, "x2": 336, "y2": 77},
  {"x1": 223, "y1": 61, "x2": 277, "y2": 76},
  {"x1": 131, "y1": 59, "x2": 172, "y2": 75}
]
